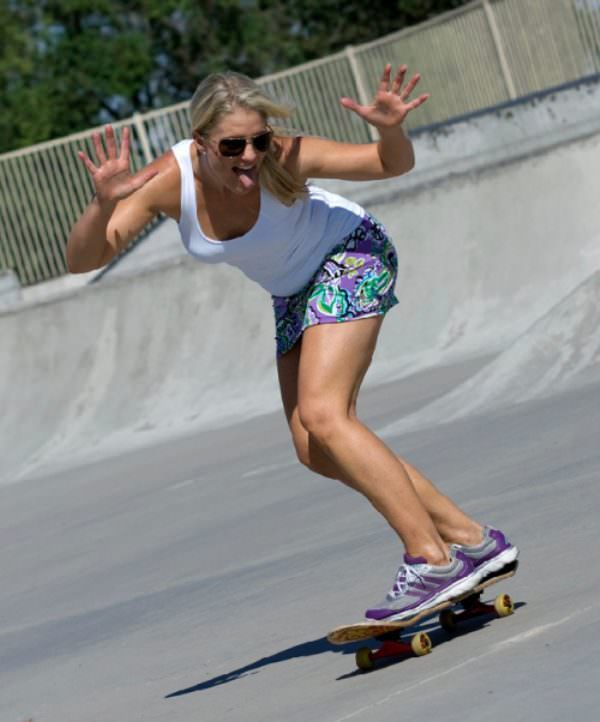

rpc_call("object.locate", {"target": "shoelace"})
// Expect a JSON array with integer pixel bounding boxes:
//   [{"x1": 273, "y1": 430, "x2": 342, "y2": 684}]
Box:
[{"x1": 387, "y1": 563, "x2": 427, "y2": 600}]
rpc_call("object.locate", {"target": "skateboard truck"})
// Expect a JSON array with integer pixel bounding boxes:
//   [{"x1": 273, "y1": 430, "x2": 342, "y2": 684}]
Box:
[
  {"x1": 356, "y1": 631, "x2": 433, "y2": 671},
  {"x1": 439, "y1": 589, "x2": 514, "y2": 633},
  {"x1": 354, "y1": 586, "x2": 516, "y2": 671},
  {"x1": 327, "y1": 562, "x2": 519, "y2": 672}
]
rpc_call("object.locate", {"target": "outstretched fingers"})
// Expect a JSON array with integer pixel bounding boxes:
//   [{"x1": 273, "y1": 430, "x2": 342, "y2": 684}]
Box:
[
  {"x1": 391, "y1": 65, "x2": 408, "y2": 94},
  {"x1": 77, "y1": 125, "x2": 132, "y2": 176},
  {"x1": 104, "y1": 124, "x2": 118, "y2": 159},
  {"x1": 406, "y1": 93, "x2": 430, "y2": 111},
  {"x1": 399, "y1": 72, "x2": 422, "y2": 102},
  {"x1": 77, "y1": 150, "x2": 99, "y2": 176},
  {"x1": 378, "y1": 63, "x2": 393, "y2": 93},
  {"x1": 92, "y1": 130, "x2": 107, "y2": 165},
  {"x1": 74, "y1": 123, "x2": 158, "y2": 203},
  {"x1": 119, "y1": 126, "x2": 130, "y2": 164},
  {"x1": 383, "y1": 63, "x2": 427, "y2": 104},
  {"x1": 339, "y1": 95, "x2": 363, "y2": 113},
  {"x1": 80, "y1": 125, "x2": 127, "y2": 169}
]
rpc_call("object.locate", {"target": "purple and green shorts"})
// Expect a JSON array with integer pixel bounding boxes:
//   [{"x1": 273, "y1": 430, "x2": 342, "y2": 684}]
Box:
[{"x1": 272, "y1": 214, "x2": 399, "y2": 357}]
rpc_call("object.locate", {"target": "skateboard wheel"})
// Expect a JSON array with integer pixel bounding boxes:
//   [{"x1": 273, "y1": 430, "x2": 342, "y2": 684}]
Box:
[
  {"x1": 439, "y1": 609, "x2": 458, "y2": 633},
  {"x1": 494, "y1": 593, "x2": 514, "y2": 617},
  {"x1": 411, "y1": 632, "x2": 432, "y2": 656},
  {"x1": 355, "y1": 647, "x2": 374, "y2": 670}
]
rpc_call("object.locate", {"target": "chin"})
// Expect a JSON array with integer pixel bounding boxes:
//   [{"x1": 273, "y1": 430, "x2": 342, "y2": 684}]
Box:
[{"x1": 232, "y1": 181, "x2": 258, "y2": 194}]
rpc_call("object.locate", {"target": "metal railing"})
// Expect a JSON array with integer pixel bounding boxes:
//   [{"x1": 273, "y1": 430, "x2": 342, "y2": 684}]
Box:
[{"x1": 1, "y1": 0, "x2": 599, "y2": 286}]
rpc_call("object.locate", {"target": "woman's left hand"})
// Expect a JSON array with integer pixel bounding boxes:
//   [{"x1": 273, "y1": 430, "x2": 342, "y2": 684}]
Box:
[{"x1": 340, "y1": 64, "x2": 429, "y2": 129}]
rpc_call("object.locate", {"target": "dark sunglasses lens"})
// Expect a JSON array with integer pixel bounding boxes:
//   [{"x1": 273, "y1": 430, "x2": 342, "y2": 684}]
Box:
[
  {"x1": 218, "y1": 138, "x2": 246, "y2": 156},
  {"x1": 252, "y1": 131, "x2": 272, "y2": 152},
  {"x1": 218, "y1": 131, "x2": 272, "y2": 156}
]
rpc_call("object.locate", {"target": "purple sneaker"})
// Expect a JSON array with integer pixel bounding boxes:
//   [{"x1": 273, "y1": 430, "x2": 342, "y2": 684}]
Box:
[
  {"x1": 365, "y1": 549, "x2": 479, "y2": 622},
  {"x1": 452, "y1": 527, "x2": 519, "y2": 580}
]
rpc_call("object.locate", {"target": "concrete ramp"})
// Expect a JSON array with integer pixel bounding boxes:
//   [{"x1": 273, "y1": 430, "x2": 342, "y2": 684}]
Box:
[
  {"x1": 2, "y1": 77, "x2": 600, "y2": 484},
  {"x1": 1, "y1": 260, "x2": 281, "y2": 483},
  {"x1": 380, "y1": 269, "x2": 600, "y2": 436}
]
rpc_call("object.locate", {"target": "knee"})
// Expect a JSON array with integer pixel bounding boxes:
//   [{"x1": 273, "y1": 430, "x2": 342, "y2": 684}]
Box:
[
  {"x1": 292, "y1": 438, "x2": 313, "y2": 470},
  {"x1": 290, "y1": 430, "x2": 320, "y2": 471},
  {"x1": 297, "y1": 398, "x2": 346, "y2": 446},
  {"x1": 288, "y1": 420, "x2": 339, "y2": 479}
]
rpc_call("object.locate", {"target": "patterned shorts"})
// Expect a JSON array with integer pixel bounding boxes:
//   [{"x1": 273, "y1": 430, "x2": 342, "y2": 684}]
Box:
[{"x1": 272, "y1": 214, "x2": 399, "y2": 357}]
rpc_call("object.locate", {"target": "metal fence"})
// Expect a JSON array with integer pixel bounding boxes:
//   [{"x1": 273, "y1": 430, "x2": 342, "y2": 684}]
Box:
[{"x1": 1, "y1": 0, "x2": 599, "y2": 286}]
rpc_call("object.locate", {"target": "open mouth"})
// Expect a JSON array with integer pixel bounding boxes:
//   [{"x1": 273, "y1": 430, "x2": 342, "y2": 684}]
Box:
[{"x1": 233, "y1": 165, "x2": 258, "y2": 188}]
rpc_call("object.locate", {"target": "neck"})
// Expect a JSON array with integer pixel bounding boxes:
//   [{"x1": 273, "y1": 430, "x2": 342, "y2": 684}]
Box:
[{"x1": 193, "y1": 146, "x2": 228, "y2": 199}]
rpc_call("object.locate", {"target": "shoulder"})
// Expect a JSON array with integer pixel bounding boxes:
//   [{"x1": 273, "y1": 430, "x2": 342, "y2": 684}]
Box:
[
  {"x1": 274, "y1": 134, "x2": 372, "y2": 182},
  {"x1": 277, "y1": 134, "x2": 400, "y2": 183},
  {"x1": 274, "y1": 134, "x2": 301, "y2": 159},
  {"x1": 149, "y1": 147, "x2": 181, "y2": 191},
  {"x1": 273, "y1": 135, "x2": 302, "y2": 173},
  {"x1": 108, "y1": 146, "x2": 183, "y2": 233},
  {"x1": 135, "y1": 147, "x2": 182, "y2": 219},
  {"x1": 274, "y1": 135, "x2": 341, "y2": 184}
]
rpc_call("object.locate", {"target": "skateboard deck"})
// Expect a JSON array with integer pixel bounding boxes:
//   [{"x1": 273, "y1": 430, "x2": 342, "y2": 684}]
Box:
[{"x1": 328, "y1": 561, "x2": 518, "y2": 646}]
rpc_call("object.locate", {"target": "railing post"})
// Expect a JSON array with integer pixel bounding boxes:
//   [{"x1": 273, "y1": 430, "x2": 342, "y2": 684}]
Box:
[
  {"x1": 482, "y1": 0, "x2": 518, "y2": 100},
  {"x1": 132, "y1": 112, "x2": 154, "y2": 165},
  {"x1": 345, "y1": 45, "x2": 379, "y2": 141}
]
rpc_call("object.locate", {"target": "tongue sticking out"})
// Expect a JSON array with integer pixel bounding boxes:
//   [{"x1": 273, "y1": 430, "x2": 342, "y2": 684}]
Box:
[{"x1": 234, "y1": 167, "x2": 257, "y2": 189}]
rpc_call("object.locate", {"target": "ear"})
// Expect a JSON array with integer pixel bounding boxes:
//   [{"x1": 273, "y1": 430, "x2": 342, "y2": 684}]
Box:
[{"x1": 193, "y1": 131, "x2": 207, "y2": 154}]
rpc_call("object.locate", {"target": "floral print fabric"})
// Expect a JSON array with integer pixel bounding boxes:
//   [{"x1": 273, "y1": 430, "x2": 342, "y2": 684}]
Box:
[{"x1": 272, "y1": 214, "x2": 399, "y2": 357}]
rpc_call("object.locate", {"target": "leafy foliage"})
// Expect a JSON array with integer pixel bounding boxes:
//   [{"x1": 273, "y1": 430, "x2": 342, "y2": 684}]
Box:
[{"x1": 0, "y1": 0, "x2": 469, "y2": 152}]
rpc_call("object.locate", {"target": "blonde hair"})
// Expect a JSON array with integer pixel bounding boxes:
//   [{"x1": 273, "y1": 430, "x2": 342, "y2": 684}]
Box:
[{"x1": 190, "y1": 72, "x2": 307, "y2": 206}]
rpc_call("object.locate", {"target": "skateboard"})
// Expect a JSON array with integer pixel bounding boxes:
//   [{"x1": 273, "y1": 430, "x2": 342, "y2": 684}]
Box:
[{"x1": 327, "y1": 560, "x2": 518, "y2": 671}]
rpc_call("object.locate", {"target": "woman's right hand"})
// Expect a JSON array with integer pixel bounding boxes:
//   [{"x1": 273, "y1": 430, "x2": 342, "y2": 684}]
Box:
[{"x1": 78, "y1": 125, "x2": 158, "y2": 205}]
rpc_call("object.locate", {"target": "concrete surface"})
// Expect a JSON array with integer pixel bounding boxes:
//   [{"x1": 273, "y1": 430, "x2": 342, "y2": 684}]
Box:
[
  {"x1": 0, "y1": 270, "x2": 22, "y2": 310},
  {"x1": 2, "y1": 365, "x2": 599, "y2": 722},
  {"x1": 1, "y1": 77, "x2": 600, "y2": 721}
]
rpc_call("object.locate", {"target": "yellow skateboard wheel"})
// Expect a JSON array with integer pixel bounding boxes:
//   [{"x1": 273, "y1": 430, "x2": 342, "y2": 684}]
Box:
[
  {"x1": 355, "y1": 647, "x2": 374, "y2": 670},
  {"x1": 494, "y1": 593, "x2": 514, "y2": 617},
  {"x1": 411, "y1": 632, "x2": 432, "y2": 656}
]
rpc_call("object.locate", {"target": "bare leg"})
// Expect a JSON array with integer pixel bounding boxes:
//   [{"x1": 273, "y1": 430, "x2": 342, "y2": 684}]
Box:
[
  {"x1": 400, "y1": 460, "x2": 482, "y2": 546},
  {"x1": 277, "y1": 326, "x2": 483, "y2": 561},
  {"x1": 283, "y1": 317, "x2": 453, "y2": 564}
]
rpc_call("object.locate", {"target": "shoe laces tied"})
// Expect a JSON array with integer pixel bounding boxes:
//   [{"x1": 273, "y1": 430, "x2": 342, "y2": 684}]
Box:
[{"x1": 388, "y1": 563, "x2": 426, "y2": 600}]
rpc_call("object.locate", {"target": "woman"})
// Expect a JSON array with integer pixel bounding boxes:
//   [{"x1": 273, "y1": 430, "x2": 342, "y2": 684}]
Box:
[{"x1": 67, "y1": 65, "x2": 518, "y2": 621}]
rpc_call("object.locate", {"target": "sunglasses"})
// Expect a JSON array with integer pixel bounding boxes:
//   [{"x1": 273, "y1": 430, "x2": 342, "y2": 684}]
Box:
[{"x1": 213, "y1": 129, "x2": 273, "y2": 157}]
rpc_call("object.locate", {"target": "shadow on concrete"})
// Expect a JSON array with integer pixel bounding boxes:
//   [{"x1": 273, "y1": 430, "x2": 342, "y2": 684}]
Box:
[
  {"x1": 335, "y1": 600, "x2": 527, "y2": 680},
  {"x1": 165, "y1": 601, "x2": 526, "y2": 695},
  {"x1": 165, "y1": 636, "x2": 345, "y2": 697}
]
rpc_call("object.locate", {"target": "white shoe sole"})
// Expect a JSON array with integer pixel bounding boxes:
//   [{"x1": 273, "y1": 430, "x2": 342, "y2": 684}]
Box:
[{"x1": 473, "y1": 546, "x2": 519, "y2": 582}]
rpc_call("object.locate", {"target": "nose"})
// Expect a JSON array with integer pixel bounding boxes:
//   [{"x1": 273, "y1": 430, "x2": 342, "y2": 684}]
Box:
[{"x1": 239, "y1": 141, "x2": 258, "y2": 165}]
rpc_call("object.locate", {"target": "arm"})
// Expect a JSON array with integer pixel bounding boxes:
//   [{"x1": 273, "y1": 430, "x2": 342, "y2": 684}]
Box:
[
  {"x1": 67, "y1": 125, "x2": 164, "y2": 273},
  {"x1": 285, "y1": 64, "x2": 428, "y2": 182}
]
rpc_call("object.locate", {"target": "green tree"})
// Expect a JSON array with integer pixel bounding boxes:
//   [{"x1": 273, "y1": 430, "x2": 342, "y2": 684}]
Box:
[
  {"x1": 0, "y1": 0, "x2": 469, "y2": 153},
  {"x1": 2, "y1": 1, "x2": 158, "y2": 150},
  {"x1": 267, "y1": 0, "x2": 471, "y2": 59}
]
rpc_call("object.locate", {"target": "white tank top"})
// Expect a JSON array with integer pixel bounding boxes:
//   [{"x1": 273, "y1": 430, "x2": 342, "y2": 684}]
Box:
[{"x1": 171, "y1": 139, "x2": 366, "y2": 296}]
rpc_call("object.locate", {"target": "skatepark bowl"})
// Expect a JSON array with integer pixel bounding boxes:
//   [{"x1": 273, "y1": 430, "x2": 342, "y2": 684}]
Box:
[{"x1": 1, "y1": 76, "x2": 600, "y2": 722}]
